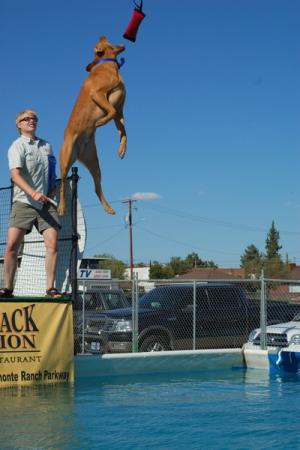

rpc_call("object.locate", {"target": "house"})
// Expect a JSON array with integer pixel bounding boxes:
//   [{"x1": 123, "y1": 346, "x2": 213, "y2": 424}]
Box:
[
  {"x1": 269, "y1": 264, "x2": 300, "y2": 301},
  {"x1": 174, "y1": 267, "x2": 245, "y2": 281},
  {"x1": 124, "y1": 266, "x2": 154, "y2": 292}
]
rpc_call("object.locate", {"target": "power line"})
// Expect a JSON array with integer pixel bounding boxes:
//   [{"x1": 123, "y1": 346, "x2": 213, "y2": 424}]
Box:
[
  {"x1": 82, "y1": 199, "x2": 127, "y2": 209},
  {"x1": 84, "y1": 227, "x2": 125, "y2": 253},
  {"x1": 88, "y1": 224, "x2": 123, "y2": 231},
  {"x1": 136, "y1": 224, "x2": 241, "y2": 257},
  {"x1": 142, "y1": 203, "x2": 300, "y2": 236}
]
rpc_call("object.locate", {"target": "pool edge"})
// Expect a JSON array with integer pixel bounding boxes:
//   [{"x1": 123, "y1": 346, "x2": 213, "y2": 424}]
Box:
[{"x1": 75, "y1": 349, "x2": 244, "y2": 378}]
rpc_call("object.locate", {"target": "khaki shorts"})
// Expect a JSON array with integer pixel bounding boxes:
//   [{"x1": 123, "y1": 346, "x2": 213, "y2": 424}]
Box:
[{"x1": 9, "y1": 201, "x2": 61, "y2": 234}]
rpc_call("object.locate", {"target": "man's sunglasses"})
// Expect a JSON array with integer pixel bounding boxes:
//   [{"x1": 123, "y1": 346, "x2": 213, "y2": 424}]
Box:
[{"x1": 19, "y1": 116, "x2": 38, "y2": 124}]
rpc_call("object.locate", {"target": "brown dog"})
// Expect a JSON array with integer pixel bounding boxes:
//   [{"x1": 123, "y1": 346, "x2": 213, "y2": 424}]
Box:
[{"x1": 57, "y1": 36, "x2": 126, "y2": 215}]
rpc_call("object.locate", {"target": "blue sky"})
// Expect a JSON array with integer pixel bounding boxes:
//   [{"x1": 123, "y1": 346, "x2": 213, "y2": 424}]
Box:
[{"x1": 1, "y1": 0, "x2": 299, "y2": 267}]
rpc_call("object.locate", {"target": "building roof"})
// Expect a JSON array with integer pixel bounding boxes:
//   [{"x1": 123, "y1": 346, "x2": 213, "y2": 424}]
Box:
[
  {"x1": 174, "y1": 267, "x2": 245, "y2": 280},
  {"x1": 283, "y1": 265, "x2": 300, "y2": 281}
]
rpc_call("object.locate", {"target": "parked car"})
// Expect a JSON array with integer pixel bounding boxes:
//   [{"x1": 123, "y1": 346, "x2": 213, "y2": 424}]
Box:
[
  {"x1": 246, "y1": 312, "x2": 300, "y2": 349},
  {"x1": 85, "y1": 283, "x2": 263, "y2": 353},
  {"x1": 74, "y1": 289, "x2": 130, "y2": 354}
]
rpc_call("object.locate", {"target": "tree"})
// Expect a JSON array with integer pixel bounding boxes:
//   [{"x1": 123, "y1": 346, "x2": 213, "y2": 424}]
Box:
[
  {"x1": 184, "y1": 253, "x2": 218, "y2": 269},
  {"x1": 265, "y1": 221, "x2": 282, "y2": 260},
  {"x1": 240, "y1": 222, "x2": 285, "y2": 279},
  {"x1": 263, "y1": 255, "x2": 285, "y2": 278},
  {"x1": 168, "y1": 256, "x2": 188, "y2": 276},
  {"x1": 94, "y1": 253, "x2": 127, "y2": 279},
  {"x1": 149, "y1": 261, "x2": 173, "y2": 279},
  {"x1": 240, "y1": 244, "x2": 263, "y2": 277},
  {"x1": 185, "y1": 252, "x2": 202, "y2": 269},
  {"x1": 264, "y1": 221, "x2": 284, "y2": 277}
]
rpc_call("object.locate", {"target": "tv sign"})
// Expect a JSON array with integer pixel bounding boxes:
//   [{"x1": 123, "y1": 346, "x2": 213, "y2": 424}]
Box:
[{"x1": 78, "y1": 269, "x2": 111, "y2": 280}]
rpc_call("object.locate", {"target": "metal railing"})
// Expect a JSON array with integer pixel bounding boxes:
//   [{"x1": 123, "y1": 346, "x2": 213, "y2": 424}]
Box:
[
  {"x1": 2, "y1": 175, "x2": 299, "y2": 355},
  {"x1": 73, "y1": 275, "x2": 300, "y2": 355}
]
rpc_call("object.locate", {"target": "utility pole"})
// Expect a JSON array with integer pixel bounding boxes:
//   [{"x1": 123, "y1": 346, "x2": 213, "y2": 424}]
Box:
[{"x1": 123, "y1": 198, "x2": 137, "y2": 280}]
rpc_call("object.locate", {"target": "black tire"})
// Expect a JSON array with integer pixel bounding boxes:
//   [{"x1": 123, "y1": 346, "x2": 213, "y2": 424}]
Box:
[{"x1": 139, "y1": 335, "x2": 171, "y2": 352}]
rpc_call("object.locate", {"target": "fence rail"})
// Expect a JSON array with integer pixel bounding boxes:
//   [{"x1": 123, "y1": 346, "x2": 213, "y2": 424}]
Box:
[
  {"x1": 1, "y1": 179, "x2": 299, "y2": 355},
  {"x1": 74, "y1": 276, "x2": 300, "y2": 355}
]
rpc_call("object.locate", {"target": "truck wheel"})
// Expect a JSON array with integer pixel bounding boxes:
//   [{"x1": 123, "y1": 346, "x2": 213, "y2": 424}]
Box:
[{"x1": 140, "y1": 335, "x2": 171, "y2": 352}]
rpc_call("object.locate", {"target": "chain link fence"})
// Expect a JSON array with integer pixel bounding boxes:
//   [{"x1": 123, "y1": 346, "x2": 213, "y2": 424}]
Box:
[
  {"x1": 73, "y1": 276, "x2": 300, "y2": 355},
  {"x1": 0, "y1": 186, "x2": 13, "y2": 283},
  {"x1": 2, "y1": 179, "x2": 299, "y2": 356},
  {"x1": 0, "y1": 172, "x2": 81, "y2": 296}
]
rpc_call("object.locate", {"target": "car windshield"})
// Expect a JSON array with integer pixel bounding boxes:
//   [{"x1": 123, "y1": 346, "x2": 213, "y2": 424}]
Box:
[
  {"x1": 74, "y1": 291, "x2": 128, "y2": 311},
  {"x1": 74, "y1": 293, "x2": 101, "y2": 311},
  {"x1": 101, "y1": 292, "x2": 128, "y2": 309},
  {"x1": 139, "y1": 287, "x2": 189, "y2": 310}
]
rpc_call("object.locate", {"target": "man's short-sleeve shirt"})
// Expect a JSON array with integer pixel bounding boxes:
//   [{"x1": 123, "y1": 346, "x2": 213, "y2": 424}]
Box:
[{"x1": 8, "y1": 135, "x2": 53, "y2": 210}]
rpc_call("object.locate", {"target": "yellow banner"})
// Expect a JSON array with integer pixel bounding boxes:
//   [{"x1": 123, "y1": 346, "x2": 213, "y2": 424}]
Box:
[{"x1": 0, "y1": 300, "x2": 74, "y2": 387}]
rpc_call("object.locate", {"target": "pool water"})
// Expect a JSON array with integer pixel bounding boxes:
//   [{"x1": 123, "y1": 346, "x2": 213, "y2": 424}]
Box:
[{"x1": 1, "y1": 369, "x2": 300, "y2": 449}]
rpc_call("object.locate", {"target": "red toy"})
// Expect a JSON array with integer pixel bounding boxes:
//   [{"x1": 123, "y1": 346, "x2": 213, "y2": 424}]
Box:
[{"x1": 123, "y1": 0, "x2": 146, "y2": 42}]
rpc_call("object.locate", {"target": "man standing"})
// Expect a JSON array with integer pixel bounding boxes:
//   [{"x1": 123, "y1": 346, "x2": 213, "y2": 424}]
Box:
[{"x1": 0, "y1": 109, "x2": 63, "y2": 298}]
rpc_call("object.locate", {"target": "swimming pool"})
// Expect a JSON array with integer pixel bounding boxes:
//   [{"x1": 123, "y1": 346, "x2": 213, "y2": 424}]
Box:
[{"x1": 1, "y1": 368, "x2": 300, "y2": 449}]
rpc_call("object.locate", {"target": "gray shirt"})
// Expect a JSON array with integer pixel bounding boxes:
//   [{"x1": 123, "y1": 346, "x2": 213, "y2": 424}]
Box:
[{"x1": 8, "y1": 134, "x2": 54, "y2": 210}]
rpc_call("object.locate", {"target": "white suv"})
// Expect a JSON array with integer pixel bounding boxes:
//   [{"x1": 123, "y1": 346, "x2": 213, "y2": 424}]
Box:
[{"x1": 247, "y1": 312, "x2": 300, "y2": 348}]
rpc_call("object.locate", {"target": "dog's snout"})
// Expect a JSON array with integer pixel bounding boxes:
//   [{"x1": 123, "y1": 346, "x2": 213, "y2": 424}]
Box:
[{"x1": 114, "y1": 44, "x2": 125, "y2": 55}]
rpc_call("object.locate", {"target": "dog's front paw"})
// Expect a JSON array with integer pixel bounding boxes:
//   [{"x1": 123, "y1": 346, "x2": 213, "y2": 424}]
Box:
[
  {"x1": 118, "y1": 140, "x2": 127, "y2": 159},
  {"x1": 105, "y1": 205, "x2": 116, "y2": 215}
]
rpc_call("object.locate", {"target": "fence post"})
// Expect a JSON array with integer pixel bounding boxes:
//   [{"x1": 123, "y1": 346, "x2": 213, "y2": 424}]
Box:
[
  {"x1": 132, "y1": 273, "x2": 139, "y2": 353},
  {"x1": 193, "y1": 280, "x2": 196, "y2": 350},
  {"x1": 260, "y1": 269, "x2": 267, "y2": 350},
  {"x1": 81, "y1": 280, "x2": 86, "y2": 354},
  {"x1": 10, "y1": 180, "x2": 13, "y2": 207},
  {"x1": 71, "y1": 167, "x2": 79, "y2": 304}
]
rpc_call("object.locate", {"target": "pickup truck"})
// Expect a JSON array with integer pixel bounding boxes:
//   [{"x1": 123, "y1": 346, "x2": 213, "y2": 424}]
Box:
[
  {"x1": 83, "y1": 283, "x2": 300, "y2": 353},
  {"x1": 73, "y1": 289, "x2": 130, "y2": 354}
]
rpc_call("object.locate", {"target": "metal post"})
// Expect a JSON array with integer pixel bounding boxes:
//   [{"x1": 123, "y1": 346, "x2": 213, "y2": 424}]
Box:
[
  {"x1": 122, "y1": 198, "x2": 136, "y2": 280},
  {"x1": 71, "y1": 167, "x2": 79, "y2": 304},
  {"x1": 260, "y1": 269, "x2": 267, "y2": 350},
  {"x1": 132, "y1": 273, "x2": 139, "y2": 352},
  {"x1": 193, "y1": 280, "x2": 196, "y2": 350},
  {"x1": 9, "y1": 180, "x2": 13, "y2": 208},
  {"x1": 82, "y1": 280, "x2": 86, "y2": 354},
  {"x1": 129, "y1": 199, "x2": 133, "y2": 281}
]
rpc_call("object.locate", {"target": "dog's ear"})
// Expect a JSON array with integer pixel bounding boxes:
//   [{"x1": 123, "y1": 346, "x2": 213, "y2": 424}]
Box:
[{"x1": 94, "y1": 36, "x2": 107, "y2": 54}]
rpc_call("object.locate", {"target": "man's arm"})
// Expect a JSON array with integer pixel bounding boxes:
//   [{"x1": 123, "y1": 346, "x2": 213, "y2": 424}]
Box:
[{"x1": 11, "y1": 168, "x2": 49, "y2": 203}]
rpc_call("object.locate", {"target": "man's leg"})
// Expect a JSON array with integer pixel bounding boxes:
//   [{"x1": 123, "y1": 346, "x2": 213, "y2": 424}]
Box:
[
  {"x1": 4, "y1": 227, "x2": 26, "y2": 291},
  {"x1": 42, "y1": 227, "x2": 59, "y2": 292}
]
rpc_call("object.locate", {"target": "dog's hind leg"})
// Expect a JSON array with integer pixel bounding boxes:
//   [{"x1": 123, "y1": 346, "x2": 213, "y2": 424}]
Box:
[
  {"x1": 114, "y1": 106, "x2": 127, "y2": 159},
  {"x1": 57, "y1": 134, "x2": 78, "y2": 215},
  {"x1": 78, "y1": 135, "x2": 115, "y2": 215},
  {"x1": 107, "y1": 89, "x2": 127, "y2": 159},
  {"x1": 92, "y1": 91, "x2": 117, "y2": 127}
]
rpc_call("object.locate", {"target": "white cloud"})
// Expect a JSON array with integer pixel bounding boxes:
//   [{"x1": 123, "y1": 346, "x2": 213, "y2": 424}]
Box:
[
  {"x1": 286, "y1": 201, "x2": 300, "y2": 209},
  {"x1": 131, "y1": 192, "x2": 161, "y2": 201}
]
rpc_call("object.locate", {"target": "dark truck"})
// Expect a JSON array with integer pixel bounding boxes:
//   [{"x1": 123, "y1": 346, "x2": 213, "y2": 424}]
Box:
[
  {"x1": 80, "y1": 283, "x2": 300, "y2": 353},
  {"x1": 73, "y1": 289, "x2": 130, "y2": 354}
]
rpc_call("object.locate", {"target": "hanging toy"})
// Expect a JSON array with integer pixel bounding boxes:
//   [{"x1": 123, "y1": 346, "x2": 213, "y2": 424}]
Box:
[{"x1": 123, "y1": 0, "x2": 146, "y2": 42}]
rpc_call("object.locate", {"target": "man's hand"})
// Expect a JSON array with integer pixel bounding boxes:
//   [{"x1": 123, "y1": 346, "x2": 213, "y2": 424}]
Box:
[{"x1": 31, "y1": 191, "x2": 50, "y2": 203}]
